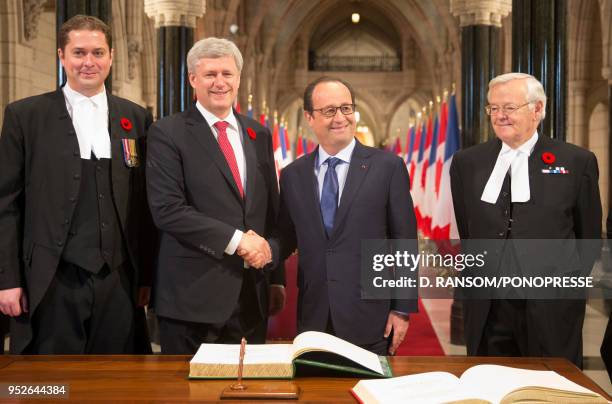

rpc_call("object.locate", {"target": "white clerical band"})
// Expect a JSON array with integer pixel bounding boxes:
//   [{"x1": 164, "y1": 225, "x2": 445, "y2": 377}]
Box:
[
  {"x1": 481, "y1": 132, "x2": 538, "y2": 204},
  {"x1": 73, "y1": 98, "x2": 111, "y2": 159}
]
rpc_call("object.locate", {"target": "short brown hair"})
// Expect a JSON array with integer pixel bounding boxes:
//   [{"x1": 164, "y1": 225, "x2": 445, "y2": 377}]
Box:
[
  {"x1": 58, "y1": 15, "x2": 112, "y2": 51},
  {"x1": 303, "y1": 76, "x2": 355, "y2": 113}
]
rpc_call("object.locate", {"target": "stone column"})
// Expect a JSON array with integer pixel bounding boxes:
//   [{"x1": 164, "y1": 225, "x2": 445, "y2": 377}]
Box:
[
  {"x1": 56, "y1": 0, "x2": 111, "y2": 89},
  {"x1": 145, "y1": 0, "x2": 206, "y2": 118},
  {"x1": 451, "y1": 0, "x2": 511, "y2": 147},
  {"x1": 512, "y1": 0, "x2": 567, "y2": 140},
  {"x1": 567, "y1": 80, "x2": 587, "y2": 147}
]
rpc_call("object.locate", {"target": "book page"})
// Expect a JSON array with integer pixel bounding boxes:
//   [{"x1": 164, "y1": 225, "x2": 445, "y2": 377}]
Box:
[
  {"x1": 191, "y1": 343, "x2": 293, "y2": 365},
  {"x1": 454, "y1": 364, "x2": 601, "y2": 403},
  {"x1": 291, "y1": 331, "x2": 383, "y2": 374},
  {"x1": 352, "y1": 372, "x2": 464, "y2": 404}
]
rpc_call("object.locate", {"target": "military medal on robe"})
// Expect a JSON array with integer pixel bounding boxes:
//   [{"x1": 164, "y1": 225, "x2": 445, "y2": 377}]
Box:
[{"x1": 121, "y1": 138, "x2": 139, "y2": 167}]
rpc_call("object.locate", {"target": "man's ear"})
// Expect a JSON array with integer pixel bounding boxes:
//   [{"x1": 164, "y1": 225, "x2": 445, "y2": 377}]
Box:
[{"x1": 533, "y1": 101, "x2": 544, "y2": 120}]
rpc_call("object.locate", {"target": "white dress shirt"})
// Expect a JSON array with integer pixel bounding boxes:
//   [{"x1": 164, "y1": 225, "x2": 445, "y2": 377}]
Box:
[
  {"x1": 481, "y1": 131, "x2": 538, "y2": 204},
  {"x1": 195, "y1": 103, "x2": 246, "y2": 255},
  {"x1": 63, "y1": 83, "x2": 111, "y2": 159},
  {"x1": 315, "y1": 138, "x2": 356, "y2": 204}
]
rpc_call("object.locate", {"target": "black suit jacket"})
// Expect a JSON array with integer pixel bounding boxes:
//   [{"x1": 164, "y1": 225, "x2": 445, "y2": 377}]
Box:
[
  {"x1": 271, "y1": 140, "x2": 418, "y2": 346},
  {"x1": 146, "y1": 107, "x2": 282, "y2": 324},
  {"x1": 0, "y1": 89, "x2": 155, "y2": 353},
  {"x1": 450, "y1": 134, "x2": 602, "y2": 361}
]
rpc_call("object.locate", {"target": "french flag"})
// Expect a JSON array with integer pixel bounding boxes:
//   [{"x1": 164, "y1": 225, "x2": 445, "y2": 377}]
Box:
[
  {"x1": 411, "y1": 118, "x2": 428, "y2": 229},
  {"x1": 422, "y1": 115, "x2": 439, "y2": 236}
]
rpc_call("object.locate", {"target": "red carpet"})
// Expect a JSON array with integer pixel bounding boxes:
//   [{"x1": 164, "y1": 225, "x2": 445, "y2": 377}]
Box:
[
  {"x1": 267, "y1": 256, "x2": 445, "y2": 356},
  {"x1": 395, "y1": 299, "x2": 445, "y2": 355}
]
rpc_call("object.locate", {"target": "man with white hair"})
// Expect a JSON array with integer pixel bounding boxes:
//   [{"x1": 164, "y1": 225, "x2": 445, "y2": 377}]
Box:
[
  {"x1": 450, "y1": 72, "x2": 601, "y2": 367},
  {"x1": 146, "y1": 37, "x2": 284, "y2": 354}
]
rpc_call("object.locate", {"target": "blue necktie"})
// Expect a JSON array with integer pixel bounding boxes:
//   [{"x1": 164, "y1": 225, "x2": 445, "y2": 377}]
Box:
[{"x1": 321, "y1": 157, "x2": 341, "y2": 237}]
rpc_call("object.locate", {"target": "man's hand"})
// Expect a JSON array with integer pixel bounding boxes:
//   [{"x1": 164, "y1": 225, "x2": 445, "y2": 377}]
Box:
[
  {"x1": 384, "y1": 311, "x2": 409, "y2": 355},
  {"x1": 268, "y1": 285, "x2": 286, "y2": 316},
  {"x1": 0, "y1": 287, "x2": 27, "y2": 317},
  {"x1": 137, "y1": 287, "x2": 151, "y2": 307},
  {"x1": 237, "y1": 230, "x2": 272, "y2": 269}
]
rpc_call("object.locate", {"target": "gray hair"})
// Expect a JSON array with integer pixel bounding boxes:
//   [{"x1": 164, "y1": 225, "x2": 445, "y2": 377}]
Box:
[
  {"x1": 488, "y1": 72, "x2": 547, "y2": 120},
  {"x1": 187, "y1": 37, "x2": 243, "y2": 73}
]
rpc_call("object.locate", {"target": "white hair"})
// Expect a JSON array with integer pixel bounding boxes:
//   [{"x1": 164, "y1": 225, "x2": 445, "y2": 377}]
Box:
[
  {"x1": 187, "y1": 37, "x2": 243, "y2": 73},
  {"x1": 488, "y1": 72, "x2": 547, "y2": 120}
]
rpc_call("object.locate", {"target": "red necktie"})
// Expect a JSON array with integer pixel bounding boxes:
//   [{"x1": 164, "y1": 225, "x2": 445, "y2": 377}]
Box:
[{"x1": 214, "y1": 121, "x2": 244, "y2": 198}]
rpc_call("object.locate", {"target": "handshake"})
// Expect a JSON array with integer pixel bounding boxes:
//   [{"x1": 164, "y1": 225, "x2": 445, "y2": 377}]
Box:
[{"x1": 237, "y1": 230, "x2": 272, "y2": 269}]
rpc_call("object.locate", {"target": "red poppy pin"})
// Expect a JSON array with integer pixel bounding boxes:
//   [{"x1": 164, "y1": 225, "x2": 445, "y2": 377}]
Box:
[
  {"x1": 120, "y1": 117, "x2": 133, "y2": 132},
  {"x1": 541, "y1": 152, "x2": 556, "y2": 165},
  {"x1": 247, "y1": 127, "x2": 257, "y2": 140}
]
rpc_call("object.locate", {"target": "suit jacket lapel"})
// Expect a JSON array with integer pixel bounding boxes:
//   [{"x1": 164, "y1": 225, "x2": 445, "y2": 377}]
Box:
[
  {"x1": 476, "y1": 138, "x2": 503, "y2": 201},
  {"x1": 526, "y1": 133, "x2": 549, "y2": 205},
  {"x1": 188, "y1": 108, "x2": 244, "y2": 203},
  {"x1": 300, "y1": 149, "x2": 328, "y2": 239},
  {"x1": 51, "y1": 88, "x2": 75, "y2": 134},
  {"x1": 108, "y1": 93, "x2": 132, "y2": 226},
  {"x1": 52, "y1": 89, "x2": 82, "y2": 193},
  {"x1": 330, "y1": 140, "x2": 372, "y2": 240},
  {"x1": 236, "y1": 113, "x2": 256, "y2": 212}
]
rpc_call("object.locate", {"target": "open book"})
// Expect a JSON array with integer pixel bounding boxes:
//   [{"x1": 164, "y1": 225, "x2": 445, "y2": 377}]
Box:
[
  {"x1": 350, "y1": 364, "x2": 608, "y2": 404},
  {"x1": 189, "y1": 331, "x2": 392, "y2": 379}
]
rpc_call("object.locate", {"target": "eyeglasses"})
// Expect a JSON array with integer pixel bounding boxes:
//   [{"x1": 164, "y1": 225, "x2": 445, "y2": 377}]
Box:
[
  {"x1": 485, "y1": 102, "x2": 531, "y2": 116},
  {"x1": 311, "y1": 104, "x2": 356, "y2": 118}
]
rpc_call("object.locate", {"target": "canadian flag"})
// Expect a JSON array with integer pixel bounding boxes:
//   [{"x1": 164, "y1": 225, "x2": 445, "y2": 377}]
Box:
[{"x1": 431, "y1": 94, "x2": 460, "y2": 241}]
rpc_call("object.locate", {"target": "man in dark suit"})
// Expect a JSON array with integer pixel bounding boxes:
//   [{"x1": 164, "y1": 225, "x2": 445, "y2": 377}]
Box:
[
  {"x1": 146, "y1": 38, "x2": 284, "y2": 354},
  {"x1": 0, "y1": 15, "x2": 155, "y2": 354},
  {"x1": 602, "y1": 210, "x2": 611, "y2": 381},
  {"x1": 450, "y1": 72, "x2": 601, "y2": 367},
  {"x1": 266, "y1": 77, "x2": 417, "y2": 355}
]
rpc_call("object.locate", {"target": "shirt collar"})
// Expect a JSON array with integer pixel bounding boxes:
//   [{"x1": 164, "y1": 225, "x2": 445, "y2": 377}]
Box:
[
  {"x1": 317, "y1": 138, "x2": 356, "y2": 169},
  {"x1": 63, "y1": 82, "x2": 107, "y2": 109},
  {"x1": 196, "y1": 101, "x2": 239, "y2": 132},
  {"x1": 500, "y1": 130, "x2": 539, "y2": 156}
]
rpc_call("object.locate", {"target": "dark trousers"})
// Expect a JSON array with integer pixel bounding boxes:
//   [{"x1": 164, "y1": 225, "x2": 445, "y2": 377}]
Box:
[
  {"x1": 477, "y1": 299, "x2": 527, "y2": 357},
  {"x1": 25, "y1": 261, "x2": 136, "y2": 354},
  {"x1": 0, "y1": 314, "x2": 8, "y2": 354},
  {"x1": 158, "y1": 274, "x2": 265, "y2": 355},
  {"x1": 602, "y1": 310, "x2": 612, "y2": 382},
  {"x1": 478, "y1": 299, "x2": 584, "y2": 368}
]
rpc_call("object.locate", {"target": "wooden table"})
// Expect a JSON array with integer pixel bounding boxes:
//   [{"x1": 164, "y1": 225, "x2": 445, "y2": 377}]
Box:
[{"x1": 0, "y1": 355, "x2": 609, "y2": 402}]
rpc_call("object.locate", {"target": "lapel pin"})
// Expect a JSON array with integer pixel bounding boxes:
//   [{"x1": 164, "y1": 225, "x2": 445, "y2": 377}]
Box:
[
  {"x1": 120, "y1": 117, "x2": 133, "y2": 132},
  {"x1": 541, "y1": 151, "x2": 556, "y2": 164}
]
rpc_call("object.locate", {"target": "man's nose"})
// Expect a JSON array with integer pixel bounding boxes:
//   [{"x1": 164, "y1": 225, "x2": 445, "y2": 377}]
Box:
[
  {"x1": 83, "y1": 53, "x2": 95, "y2": 65},
  {"x1": 213, "y1": 74, "x2": 225, "y2": 86}
]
